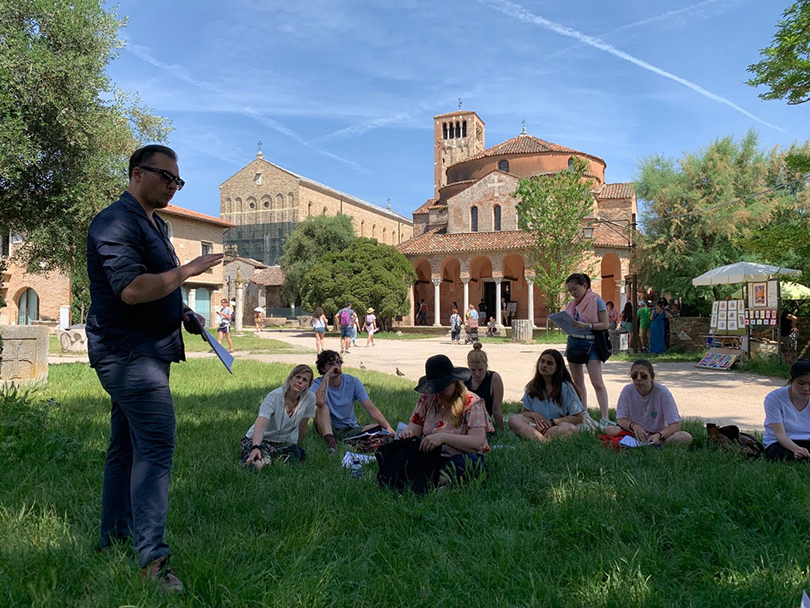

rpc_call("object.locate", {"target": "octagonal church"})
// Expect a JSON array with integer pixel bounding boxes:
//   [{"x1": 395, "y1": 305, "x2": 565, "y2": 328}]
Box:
[{"x1": 398, "y1": 109, "x2": 637, "y2": 327}]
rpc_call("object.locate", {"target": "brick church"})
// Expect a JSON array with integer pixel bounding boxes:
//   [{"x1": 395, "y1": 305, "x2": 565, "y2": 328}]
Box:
[{"x1": 398, "y1": 109, "x2": 637, "y2": 327}]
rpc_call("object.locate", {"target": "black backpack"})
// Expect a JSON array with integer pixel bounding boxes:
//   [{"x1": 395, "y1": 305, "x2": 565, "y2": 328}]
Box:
[{"x1": 706, "y1": 423, "x2": 764, "y2": 458}]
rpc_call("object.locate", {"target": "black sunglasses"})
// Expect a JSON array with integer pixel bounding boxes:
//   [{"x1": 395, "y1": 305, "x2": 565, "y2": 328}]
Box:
[
  {"x1": 139, "y1": 165, "x2": 185, "y2": 190},
  {"x1": 630, "y1": 373, "x2": 650, "y2": 380}
]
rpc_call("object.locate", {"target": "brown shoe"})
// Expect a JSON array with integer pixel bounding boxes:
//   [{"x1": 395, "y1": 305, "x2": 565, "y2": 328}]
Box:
[{"x1": 142, "y1": 557, "x2": 184, "y2": 594}]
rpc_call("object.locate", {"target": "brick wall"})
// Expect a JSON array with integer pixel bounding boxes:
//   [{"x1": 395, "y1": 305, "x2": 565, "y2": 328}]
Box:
[
  {"x1": 670, "y1": 317, "x2": 711, "y2": 351},
  {"x1": 0, "y1": 257, "x2": 71, "y2": 326}
]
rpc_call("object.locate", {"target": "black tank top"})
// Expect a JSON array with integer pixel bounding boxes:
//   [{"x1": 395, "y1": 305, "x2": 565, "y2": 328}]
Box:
[{"x1": 465, "y1": 370, "x2": 495, "y2": 416}]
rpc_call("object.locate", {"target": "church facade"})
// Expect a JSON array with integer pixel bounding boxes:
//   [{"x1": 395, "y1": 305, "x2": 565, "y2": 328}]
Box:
[
  {"x1": 398, "y1": 109, "x2": 637, "y2": 327},
  {"x1": 220, "y1": 152, "x2": 413, "y2": 266}
]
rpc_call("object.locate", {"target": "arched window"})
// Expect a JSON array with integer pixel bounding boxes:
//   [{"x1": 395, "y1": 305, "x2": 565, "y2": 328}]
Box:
[
  {"x1": 471, "y1": 207, "x2": 479, "y2": 232},
  {"x1": 382, "y1": 227, "x2": 387, "y2": 242},
  {"x1": 455, "y1": 122, "x2": 461, "y2": 138},
  {"x1": 449, "y1": 123, "x2": 454, "y2": 139},
  {"x1": 17, "y1": 288, "x2": 38, "y2": 325},
  {"x1": 443, "y1": 123, "x2": 448, "y2": 139},
  {"x1": 498, "y1": 159, "x2": 509, "y2": 172},
  {"x1": 360, "y1": 220, "x2": 365, "y2": 236},
  {"x1": 462, "y1": 121, "x2": 467, "y2": 137},
  {"x1": 372, "y1": 224, "x2": 376, "y2": 238},
  {"x1": 568, "y1": 157, "x2": 575, "y2": 171},
  {"x1": 276, "y1": 193, "x2": 284, "y2": 207},
  {"x1": 288, "y1": 192, "x2": 294, "y2": 206},
  {"x1": 322, "y1": 206, "x2": 327, "y2": 215},
  {"x1": 494, "y1": 205, "x2": 502, "y2": 231},
  {"x1": 247, "y1": 196, "x2": 257, "y2": 210}
]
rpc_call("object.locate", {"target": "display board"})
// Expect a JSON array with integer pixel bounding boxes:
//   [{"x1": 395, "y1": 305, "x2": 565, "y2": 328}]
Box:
[
  {"x1": 710, "y1": 300, "x2": 746, "y2": 335},
  {"x1": 696, "y1": 348, "x2": 741, "y2": 371}
]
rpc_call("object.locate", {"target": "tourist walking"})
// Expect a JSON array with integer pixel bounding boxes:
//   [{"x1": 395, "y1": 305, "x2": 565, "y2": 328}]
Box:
[
  {"x1": 363, "y1": 307, "x2": 378, "y2": 347},
  {"x1": 312, "y1": 307, "x2": 327, "y2": 354}
]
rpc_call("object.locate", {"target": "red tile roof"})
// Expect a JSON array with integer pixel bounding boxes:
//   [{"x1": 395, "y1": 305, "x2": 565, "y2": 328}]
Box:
[
  {"x1": 598, "y1": 183, "x2": 635, "y2": 199},
  {"x1": 160, "y1": 205, "x2": 235, "y2": 227},
  {"x1": 413, "y1": 199, "x2": 437, "y2": 215},
  {"x1": 398, "y1": 228, "x2": 533, "y2": 255},
  {"x1": 399, "y1": 225, "x2": 631, "y2": 255},
  {"x1": 464, "y1": 133, "x2": 602, "y2": 164},
  {"x1": 251, "y1": 265, "x2": 285, "y2": 286}
]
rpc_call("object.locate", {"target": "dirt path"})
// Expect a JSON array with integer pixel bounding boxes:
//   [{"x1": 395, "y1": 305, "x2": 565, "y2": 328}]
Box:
[{"x1": 51, "y1": 330, "x2": 781, "y2": 432}]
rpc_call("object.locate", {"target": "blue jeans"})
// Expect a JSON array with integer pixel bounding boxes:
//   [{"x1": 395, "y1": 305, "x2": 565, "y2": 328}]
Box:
[{"x1": 95, "y1": 351, "x2": 175, "y2": 568}]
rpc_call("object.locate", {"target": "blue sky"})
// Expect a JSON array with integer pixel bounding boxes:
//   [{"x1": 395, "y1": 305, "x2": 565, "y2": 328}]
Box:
[{"x1": 104, "y1": 0, "x2": 807, "y2": 221}]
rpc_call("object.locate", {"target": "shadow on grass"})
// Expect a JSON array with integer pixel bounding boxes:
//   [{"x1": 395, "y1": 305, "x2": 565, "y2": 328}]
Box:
[{"x1": 1, "y1": 360, "x2": 809, "y2": 607}]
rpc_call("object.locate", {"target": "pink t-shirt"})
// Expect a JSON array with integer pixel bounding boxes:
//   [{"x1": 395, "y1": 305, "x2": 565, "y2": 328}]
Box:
[
  {"x1": 616, "y1": 383, "x2": 680, "y2": 434},
  {"x1": 409, "y1": 391, "x2": 494, "y2": 456}
]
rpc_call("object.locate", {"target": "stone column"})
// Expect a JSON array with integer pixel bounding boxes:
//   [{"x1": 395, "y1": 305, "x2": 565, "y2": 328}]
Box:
[
  {"x1": 526, "y1": 276, "x2": 536, "y2": 328},
  {"x1": 494, "y1": 279, "x2": 503, "y2": 327},
  {"x1": 462, "y1": 278, "x2": 470, "y2": 314},
  {"x1": 235, "y1": 274, "x2": 244, "y2": 332},
  {"x1": 432, "y1": 278, "x2": 442, "y2": 326},
  {"x1": 188, "y1": 288, "x2": 197, "y2": 312}
]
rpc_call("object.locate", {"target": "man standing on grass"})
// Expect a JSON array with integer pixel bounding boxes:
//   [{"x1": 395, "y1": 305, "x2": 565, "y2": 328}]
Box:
[
  {"x1": 312, "y1": 350, "x2": 395, "y2": 453},
  {"x1": 86, "y1": 144, "x2": 223, "y2": 593}
]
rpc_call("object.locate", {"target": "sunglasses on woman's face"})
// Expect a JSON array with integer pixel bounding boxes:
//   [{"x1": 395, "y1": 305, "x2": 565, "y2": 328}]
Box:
[{"x1": 631, "y1": 373, "x2": 650, "y2": 380}]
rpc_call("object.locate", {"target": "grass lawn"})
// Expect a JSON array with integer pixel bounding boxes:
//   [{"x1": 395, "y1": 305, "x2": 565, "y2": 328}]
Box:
[{"x1": 2, "y1": 360, "x2": 809, "y2": 607}]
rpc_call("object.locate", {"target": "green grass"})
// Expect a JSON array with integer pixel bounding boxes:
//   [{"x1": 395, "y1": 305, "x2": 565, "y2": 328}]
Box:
[
  {"x1": 736, "y1": 357, "x2": 791, "y2": 379},
  {"x1": 2, "y1": 361, "x2": 809, "y2": 607},
  {"x1": 611, "y1": 350, "x2": 701, "y2": 364},
  {"x1": 182, "y1": 330, "x2": 308, "y2": 354}
]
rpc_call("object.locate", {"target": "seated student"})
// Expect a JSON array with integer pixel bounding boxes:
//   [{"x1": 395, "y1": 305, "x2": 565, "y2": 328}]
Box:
[
  {"x1": 486, "y1": 316, "x2": 498, "y2": 336},
  {"x1": 603, "y1": 359, "x2": 692, "y2": 446},
  {"x1": 763, "y1": 359, "x2": 810, "y2": 460},
  {"x1": 395, "y1": 354, "x2": 493, "y2": 490},
  {"x1": 241, "y1": 364, "x2": 316, "y2": 468},
  {"x1": 311, "y1": 350, "x2": 395, "y2": 453},
  {"x1": 509, "y1": 349, "x2": 584, "y2": 441},
  {"x1": 464, "y1": 342, "x2": 504, "y2": 432}
]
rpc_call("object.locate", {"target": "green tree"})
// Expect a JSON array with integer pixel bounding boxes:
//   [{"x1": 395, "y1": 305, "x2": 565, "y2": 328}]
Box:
[
  {"x1": 300, "y1": 238, "x2": 416, "y2": 331},
  {"x1": 0, "y1": 0, "x2": 171, "y2": 278},
  {"x1": 279, "y1": 214, "x2": 355, "y2": 307},
  {"x1": 747, "y1": 1, "x2": 810, "y2": 105},
  {"x1": 636, "y1": 130, "x2": 802, "y2": 312},
  {"x1": 513, "y1": 156, "x2": 596, "y2": 316}
]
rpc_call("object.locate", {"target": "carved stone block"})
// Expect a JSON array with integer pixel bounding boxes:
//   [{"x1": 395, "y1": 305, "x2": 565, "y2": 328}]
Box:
[{"x1": 0, "y1": 325, "x2": 49, "y2": 385}]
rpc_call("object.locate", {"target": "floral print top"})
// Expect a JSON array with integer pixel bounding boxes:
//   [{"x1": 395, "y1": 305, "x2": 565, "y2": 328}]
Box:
[{"x1": 409, "y1": 391, "x2": 494, "y2": 456}]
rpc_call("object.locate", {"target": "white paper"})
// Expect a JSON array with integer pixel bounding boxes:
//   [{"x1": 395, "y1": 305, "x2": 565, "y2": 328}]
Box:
[
  {"x1": 618, "y1": 435, "x2": 652, "y2": 448},
  {"x1": 395, "y1": 421, "x2": 409, "y2": 439},
  {"x1": 549, "y1": 311, "x2": 581, "y2": 336},
  {"x1": 341, "y1": 451, "x2": 376, "y2": 468}
]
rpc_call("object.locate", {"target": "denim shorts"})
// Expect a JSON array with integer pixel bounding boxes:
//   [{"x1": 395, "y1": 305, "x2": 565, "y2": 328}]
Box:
[{"x1": 340, "y1": 325, "x2": 352, "y2": 338}]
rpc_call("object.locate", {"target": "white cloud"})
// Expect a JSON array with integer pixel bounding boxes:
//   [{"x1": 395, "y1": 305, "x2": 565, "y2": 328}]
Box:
[{"x1": 481, "y1": 0, "x2": 786, "y2": 134}]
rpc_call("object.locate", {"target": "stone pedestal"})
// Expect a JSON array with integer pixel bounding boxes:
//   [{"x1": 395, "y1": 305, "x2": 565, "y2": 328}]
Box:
[
  {"x1": 511, "y1": 319, "x2": 534, "y2": 343},
  {"x1": 0, "y1": 325, "x2": 49, "y2": 386}
]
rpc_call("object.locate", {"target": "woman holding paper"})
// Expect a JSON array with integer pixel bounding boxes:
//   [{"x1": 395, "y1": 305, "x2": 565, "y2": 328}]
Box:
[
  {"x1": 563, "y1": 273, "x2": 612, "y2": 427},
  {"x1": 604, "y1": 360, "x2": 692, "y2": 446}
]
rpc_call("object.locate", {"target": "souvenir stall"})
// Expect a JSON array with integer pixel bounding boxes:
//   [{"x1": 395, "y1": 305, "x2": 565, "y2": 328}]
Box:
[{"x1": 692, "y1": 262, "x2": 802, "y2": 369}]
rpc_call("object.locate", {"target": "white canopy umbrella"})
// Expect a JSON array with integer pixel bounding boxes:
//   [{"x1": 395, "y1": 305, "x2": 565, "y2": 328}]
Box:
[{"x1": 692, "y1": 262, "x2": 802, "y2": 286}]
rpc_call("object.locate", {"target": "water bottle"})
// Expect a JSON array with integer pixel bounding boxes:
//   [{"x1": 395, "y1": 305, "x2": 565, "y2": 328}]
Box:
[{"x1": 350, "y1": 460, "x2": 363, "y2": 479}]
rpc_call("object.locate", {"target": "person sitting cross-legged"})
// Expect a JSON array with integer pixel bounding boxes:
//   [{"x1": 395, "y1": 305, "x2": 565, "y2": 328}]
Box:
[
  {"x1": 241, "y1": 364, "x2": 316, "y2": 468},
  {"x1": 603, "y1": 359, "x2": 692, "y2": 446},
  {"x1": 509, "y1": 349, "x2": 583, "y2": 442},
  {"x1": 763, "y1": 358, "x2": 810, "y2": 460},
  {"x1": 312, "y1": 350, "x2": 394, "y2": 453}
]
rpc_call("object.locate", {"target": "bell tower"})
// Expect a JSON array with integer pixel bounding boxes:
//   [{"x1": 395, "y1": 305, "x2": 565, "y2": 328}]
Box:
[{"x1": 433, "y1": 108, "x2": 485, "y2": 199}]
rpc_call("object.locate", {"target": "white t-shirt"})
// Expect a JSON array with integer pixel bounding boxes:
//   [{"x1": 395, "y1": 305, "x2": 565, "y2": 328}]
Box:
[
  {"x1": 763, "y1": 385, "x2": 810, "y2": 447},
  {"x1": 244, "y1": 386, "x2": 316, "y2": 443},
  {"x1": 521, "y1": 382, "x2": 584, "y2": 420},
  {"x1": 217, "y1": 306, "x2": 233, "y2": 327},
  {"x1": 616, "y1": 383, "x2": 680, "y2": 434}
]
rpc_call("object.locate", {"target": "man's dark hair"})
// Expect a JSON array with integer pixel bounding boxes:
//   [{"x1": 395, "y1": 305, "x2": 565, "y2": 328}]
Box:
[
  {"x1": 128, "y1": 145, "x2": 178, "y2": 178},
  {"x1": 316, "y1": 350, "x2": 341, "y2": 375}
]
